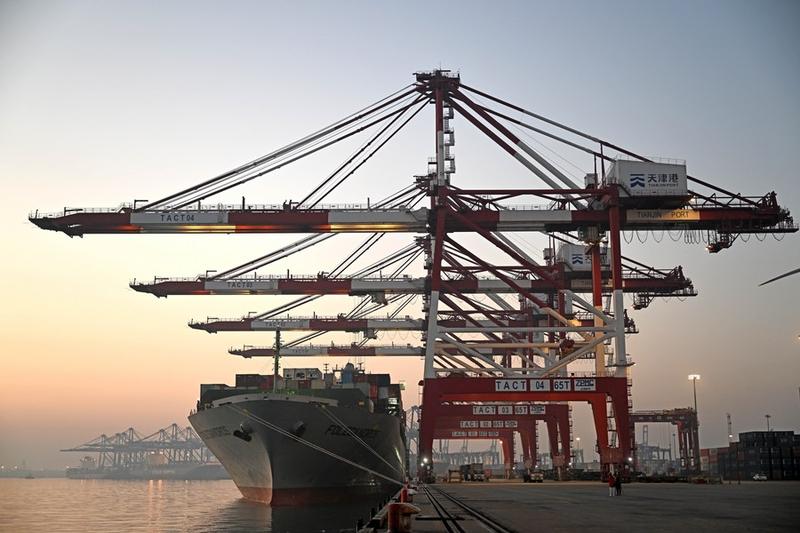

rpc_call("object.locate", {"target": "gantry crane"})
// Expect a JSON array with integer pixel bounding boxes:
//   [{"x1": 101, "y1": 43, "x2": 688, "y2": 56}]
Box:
[
  {"x1": 630, "y1": 409, "x2": 700, "y2": 475},
  {"x1": 31, "y1": 70, "x2": 795, "y2": 480}
]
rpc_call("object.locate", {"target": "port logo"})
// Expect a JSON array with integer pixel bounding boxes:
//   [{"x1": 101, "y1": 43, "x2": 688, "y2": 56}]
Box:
[{"x1": 629, "y1": 174, "x2": 646, "y2": 188}]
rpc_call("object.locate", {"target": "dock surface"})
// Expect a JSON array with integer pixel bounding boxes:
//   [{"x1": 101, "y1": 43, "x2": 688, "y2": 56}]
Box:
[{"x1": 403, "y1": 480, "x2": 800, "y2": 532}]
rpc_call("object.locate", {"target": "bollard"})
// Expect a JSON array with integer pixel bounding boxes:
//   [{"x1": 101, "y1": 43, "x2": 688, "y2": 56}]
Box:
[{"x1": 387, "y1": 502, "x2": 420, "y2": 533}]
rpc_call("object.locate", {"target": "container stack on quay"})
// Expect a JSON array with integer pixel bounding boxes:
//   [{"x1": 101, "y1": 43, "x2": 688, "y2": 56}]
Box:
[{"x1": 701, "y1": 431, "x2": 800, "y2": 480}]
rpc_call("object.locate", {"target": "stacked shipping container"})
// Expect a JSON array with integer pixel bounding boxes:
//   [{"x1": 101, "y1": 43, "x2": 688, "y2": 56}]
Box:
[{"x1": 703, "y1": 431, "x2": 800, "y2": 480}]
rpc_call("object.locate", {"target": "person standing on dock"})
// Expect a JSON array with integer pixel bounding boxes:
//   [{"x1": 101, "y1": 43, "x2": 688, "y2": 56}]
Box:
[{"x1": 608, "y1": 473, "x2": 616, "y2": 496}]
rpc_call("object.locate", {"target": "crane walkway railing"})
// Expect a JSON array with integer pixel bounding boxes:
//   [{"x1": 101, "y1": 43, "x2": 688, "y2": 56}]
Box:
[
  {"x1": 620, "y1": 268, "x2": 686, "y2": 280},
  {"x1": 31, "y1": 203, "x2": 422, "y2": 218},
  {"x1": 32, "y1": 201, "x2": 578, "y2": 219},
  {"x1": 133, "y1": 274, "x2": 423, "y2": 284},
  {"x1": 136, "y1": 270, "x2": 693, "y2": 285},
  {"x1": 190, "y1": 315, "x2": 419, "y2": 323},
  {"x1": 234, "y1": 341, "x2": 419, "y2": 351}
]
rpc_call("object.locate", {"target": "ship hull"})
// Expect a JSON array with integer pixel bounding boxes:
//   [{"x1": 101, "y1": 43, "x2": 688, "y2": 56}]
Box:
[{"x1": 189, "y1": 394, "x2": 406, "y2": 505}]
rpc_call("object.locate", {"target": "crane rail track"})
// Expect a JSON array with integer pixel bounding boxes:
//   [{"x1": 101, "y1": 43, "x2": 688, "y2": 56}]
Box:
[{"x1": 423, "y1": 484, "x2": 517, "y2": 533}]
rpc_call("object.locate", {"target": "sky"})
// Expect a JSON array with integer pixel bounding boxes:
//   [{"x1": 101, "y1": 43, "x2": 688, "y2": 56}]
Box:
[{"x1": 1, "y1": 0, "x2": 798, "y2": 469}]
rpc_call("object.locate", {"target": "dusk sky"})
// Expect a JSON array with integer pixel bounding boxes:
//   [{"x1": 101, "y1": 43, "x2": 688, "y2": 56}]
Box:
[{"x1": 1, "y1": 0, "x2": 798, "y2": 469}]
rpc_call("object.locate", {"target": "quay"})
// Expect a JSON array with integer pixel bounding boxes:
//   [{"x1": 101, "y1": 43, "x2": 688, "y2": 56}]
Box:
[{"x1": 360, "y1": 480, "x2": 800, "y2": 532}]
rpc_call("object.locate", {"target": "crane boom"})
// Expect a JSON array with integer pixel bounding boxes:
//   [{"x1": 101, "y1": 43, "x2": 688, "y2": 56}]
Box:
[
  {"x1": 30, "y1": 198, "x2": 794, "y2": 237},
  {"x1": 193, "y1": 314, "x2": 635, "y2": 334},
  {"x1": 131, "y1": 269, "x2": 694, "y2": 298}
]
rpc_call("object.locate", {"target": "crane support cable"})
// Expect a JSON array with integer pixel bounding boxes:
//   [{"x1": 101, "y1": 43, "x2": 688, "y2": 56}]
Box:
[
  {"x1": 451, "y1": 88, "x2": 581, "y2": 190},
  {"x1": 298, "y1": 95, "x2": 427, "y2": 208},
  {"x1": 340, "y1": 241, "x2": 412, "y2": 279},
  {"x1": 352, "y1": 244, "x2": 419, "y2": 278},
  {"x1": 171, "y1": 95, "x2": 425, "y2": 209},
  {"x1": 347, "y1": 297, "x2": 374, "y2": 319},
  {"x1": 171, "y1": 95, "x2": 418, "y2": 209},
  {"x1": 140, "y1": 84, "x2": 417, "y2": 211},
  {"x1": 282, "y1": 294, "x2": 408, "y2": 348},
  {"x1": 386, "y1": 249, "x2": 423, "y2": 279},
  {"x1": 255, "y1": 295, "x2": 321, "y2": 320},
  {"x1": 358, "y1": 294, "x2": 409, "y2": 318},
  {"x1": 282, "y1": 331, "x2": 326, "y2": 348},
  {"x1": 316, "y1": 404, "x2": 404, "y2": 476},
  {"x1": 171, "y1": 93, "x2": 422, "y2": 209},
  {"x1": 373, "y1": 183, "x2": 420, "y2": 207},
  {"x1": 211, "y1": 234, "x2": 335, "y2": 280},
  {"x1": 445, "y1": 96, "x2": 582, "y2": 208},
  {"x1": 248, "y1": 233, "x2": 385, "y2": 321},
  {"x1": 206, "y1": 180, "x2": 424, "y2": 282},
  {"x1": 460, "y1": 83, "x2": 611, "y2": 148},
  {"x1": 330, "y1": 234, "x2": 386, "y2": 276},
  {"x1": 278, "y1": 249, "x2": 420, "y2": 349},
  {"x1": 306, "y1": 102, "x2": 429, "y2": 210},
  {"x1": 170, "y1": 98, "x2": 416, "y2": 209},
  {"x1": 146, "y1": 86, "x2": 416, "y2": 210},
  {"x1": 388, "y1": 294, "x2": 418, "y2": 318},
  {"x1": 250, "y1": 238, "x2": 417, "y2": 325},
  {"x1": 460, "y1": 83, "x2": 761, "y2": 206},
  {"x1": 478, "y1": 104, "x2": 607, "y2": 160},
  {"x1": 304, "y1": 99, "x2": 429, "y2": 209}
]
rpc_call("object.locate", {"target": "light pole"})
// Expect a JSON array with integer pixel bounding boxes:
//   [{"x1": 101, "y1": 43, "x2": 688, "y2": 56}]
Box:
[
  {"x1": 765, "y1": 414, "x2": 771, "y2": 432},
  {"x1": 727, "y1": 413, "x2": 733, "y2": 444}
]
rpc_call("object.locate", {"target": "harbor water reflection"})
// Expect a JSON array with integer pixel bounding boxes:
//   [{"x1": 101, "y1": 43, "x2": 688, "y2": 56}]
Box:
[{"x1": 0, "y1": 478, "x2": 383, "y2": 532}]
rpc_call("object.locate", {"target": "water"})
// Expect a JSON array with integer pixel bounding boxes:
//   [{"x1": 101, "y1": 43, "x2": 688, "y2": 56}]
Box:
[{"x1": 0, "y1": 479, "x2": 383, "y2": 532}]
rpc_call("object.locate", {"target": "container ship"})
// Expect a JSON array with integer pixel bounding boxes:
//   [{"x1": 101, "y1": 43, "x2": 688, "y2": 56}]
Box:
[{"x1": 189, "y1": 363, "x2": 407, "y2": 505}]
